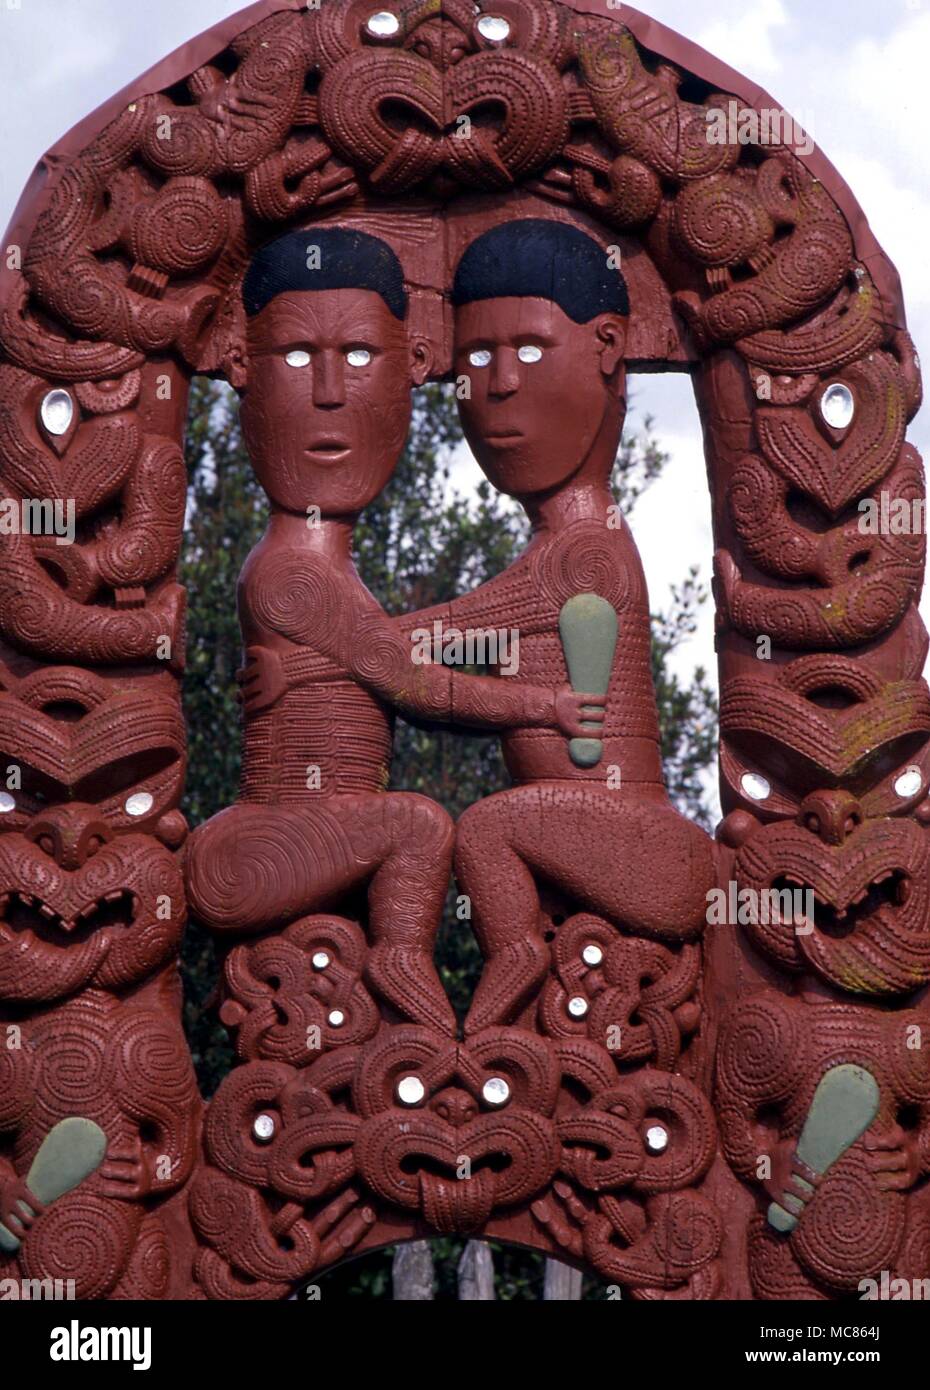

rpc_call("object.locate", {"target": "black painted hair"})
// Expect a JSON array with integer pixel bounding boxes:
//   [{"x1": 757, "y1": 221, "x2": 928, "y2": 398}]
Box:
[
  {"x1": 452, "y1": 219, "x2": 629, "y2": 323},
  {"x1": 242, "y1": 228, "x2": 407, "y2": 319}
]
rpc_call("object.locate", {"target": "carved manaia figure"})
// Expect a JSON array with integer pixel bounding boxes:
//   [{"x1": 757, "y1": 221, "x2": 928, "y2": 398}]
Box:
[{"x1": 186, "y1": 227, "x2": 597, "y2": 1035}]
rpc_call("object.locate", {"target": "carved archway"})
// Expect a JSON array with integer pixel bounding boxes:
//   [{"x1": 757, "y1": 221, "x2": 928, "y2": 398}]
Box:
[{"x1": 0, "y1": 0, "x2": 924, "y2": 1301}]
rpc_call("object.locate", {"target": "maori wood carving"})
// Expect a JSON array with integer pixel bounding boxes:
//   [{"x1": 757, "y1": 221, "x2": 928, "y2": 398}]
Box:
[{"x1": 0, "y1": 0, "x2": 924, "y2": 1301}]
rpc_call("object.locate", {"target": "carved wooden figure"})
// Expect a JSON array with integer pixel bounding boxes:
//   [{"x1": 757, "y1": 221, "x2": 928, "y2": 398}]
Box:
[
  {"x1": 186, "y1": 225, "x2": 599, "y2": 1037},
  {"x1": 0, "y1": 0, "x2": 923, "y2": 1300}
]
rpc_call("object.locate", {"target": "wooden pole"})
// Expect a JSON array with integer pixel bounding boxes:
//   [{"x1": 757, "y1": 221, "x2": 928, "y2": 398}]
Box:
[{"x1": 392, "y1": 1241, "x2": 435, "y2": 1300}]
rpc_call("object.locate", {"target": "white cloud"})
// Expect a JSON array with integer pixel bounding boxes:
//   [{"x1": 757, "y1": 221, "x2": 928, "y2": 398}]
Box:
[
  {"x1": 24, "y1": 24, "x2": 120, "y2": 94},
  {"x1": 696, "y1": 0, "x2": 791, "y2": 78},
  {"x1": 839, "y1": 11, "x2": 930, "y2": 187}
]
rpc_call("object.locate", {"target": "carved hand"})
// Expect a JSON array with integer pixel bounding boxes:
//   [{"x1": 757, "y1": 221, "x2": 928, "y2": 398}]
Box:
[
  {"x1": 237, "y1": 644, "x2": 288, "y2": 715},
  {"x1": 99, "y1": 1134, "x2": 152, "y2": 1202},
  {"x1": 554, "y1": 685, "x2": 607, "y2": 740},
  {"x1": 761, "y1": 1137, "x2": 821, "y2": 1213},
  {"x1": 0, "y1": 1176, "x2": 44, "y2": 1245},
  {"x1": 864, "y1": 1124, "x2": 921, "y2": 1193}
]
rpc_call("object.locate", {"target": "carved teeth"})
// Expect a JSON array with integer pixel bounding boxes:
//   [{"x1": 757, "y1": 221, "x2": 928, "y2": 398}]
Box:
[
  {"x1": 105, "y1": 890, "x2": 124, "y2": 903},
  {"x1": 800, "y1": 869, "x2": 906, "y2": 923}
]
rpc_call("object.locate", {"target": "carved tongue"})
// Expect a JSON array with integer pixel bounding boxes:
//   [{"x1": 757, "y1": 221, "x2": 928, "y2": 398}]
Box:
[{"x1": 419, "y1": 1166, "x2": 495, "y2": 1234}]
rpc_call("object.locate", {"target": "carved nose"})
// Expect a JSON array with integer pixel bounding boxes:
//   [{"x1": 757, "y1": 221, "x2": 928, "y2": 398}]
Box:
[
  {"x1": 312, "y1": 352, "x2": 345, "y2": 408},
  {"x1": 430, "y1": 1087, "x2": 477, "y2": 1128},
  {"x1": 489, "y1": 347, "x2": 520, "y2": 398},
  {"x1": 25, "y1": 805, "x2": 112, "y2": 869},
  {"x1": 799, "y1": 791, "x2": 863, "y2": 846}
]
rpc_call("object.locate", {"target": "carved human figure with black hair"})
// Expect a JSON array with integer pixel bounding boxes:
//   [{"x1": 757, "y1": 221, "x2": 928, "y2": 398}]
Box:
[
  {"x1": 429, "y1": 219, "x2": 717, "y2": 1029},
  {"x1": 241, "y1": 220, "x2": 716, "y2": 1034},
  {"x1": 316, "y1": 219, "x2": 703, "y2": 1029},
  {"x1": 186, "y1": 227, "x2": 598, "y2": 1036}
]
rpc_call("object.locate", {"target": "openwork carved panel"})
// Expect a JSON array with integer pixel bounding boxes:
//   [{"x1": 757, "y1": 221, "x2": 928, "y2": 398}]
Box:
[{"x1": 0, "y1": 0, "x2": 924, "y2": 1301}]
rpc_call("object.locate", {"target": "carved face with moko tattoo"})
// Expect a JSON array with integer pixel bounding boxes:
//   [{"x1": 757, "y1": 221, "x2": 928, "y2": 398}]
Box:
[
  {"x1": 239, "y1": 226, "x2": 432, "y2": 517},
  {"x1": 452, "y1": 218, "x2": 629, "y2": 500}
]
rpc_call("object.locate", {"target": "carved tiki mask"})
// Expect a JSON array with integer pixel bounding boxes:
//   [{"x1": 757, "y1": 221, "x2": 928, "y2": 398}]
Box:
[
  {"x1": 720, "y1": 656, "x2": 930, "y2": 996},
  {"x1": 0, "y1": 665, "x2": 187, "y2": 1002}
]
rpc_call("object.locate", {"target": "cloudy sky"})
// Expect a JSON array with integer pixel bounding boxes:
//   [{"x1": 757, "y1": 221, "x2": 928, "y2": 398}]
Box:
[{"x1": 0, "y1": 0, "x2": 926, "y2": 710}]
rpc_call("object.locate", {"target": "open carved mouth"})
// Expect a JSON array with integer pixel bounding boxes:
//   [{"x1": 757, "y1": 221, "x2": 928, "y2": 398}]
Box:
[
  {"x1": 0, "y1": 888, "x2": 138, "y2": 944},
  {"x1": 399, "y1": 1151, "x2": 512, "y2": 1180},
  {"x1": 773, "y1": 871, "x2": 910, "y2": 938}
]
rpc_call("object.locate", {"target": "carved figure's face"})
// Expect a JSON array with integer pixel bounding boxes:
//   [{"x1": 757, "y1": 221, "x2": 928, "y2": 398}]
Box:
[
  {"x1": 454, "y1": 297, "x2": 626, "y2": 497},
  {"x1": 733, "y1": 804, "x2": 930, "y2": 998},
  {"x1": 718, "y1": 660, "x2": 930, "y2": 997},
  {"x1": 353, "y1": 1026, "x2": 561, "y2": 1234},
  {"x1": 241, "y1": 289, "x2": 425, "y2": 515},
  {"x1": 0, "y1": 668, "x2": 187, "y2": 1001}
]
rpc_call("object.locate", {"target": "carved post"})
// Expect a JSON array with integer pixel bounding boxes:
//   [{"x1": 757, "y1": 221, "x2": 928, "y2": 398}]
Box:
[{"x1": 543, "y1": 1259, "x2": 582, "y2": 1301}]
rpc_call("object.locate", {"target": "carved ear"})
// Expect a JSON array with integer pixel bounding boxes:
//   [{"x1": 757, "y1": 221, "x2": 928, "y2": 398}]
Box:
[
  {"x1": 410, "y1": 337, "x2": 434, "y2": 388},
  {"x1": 224, "y1": 337, "x2": 249, "y2": 391},
  {"x1": 596, "y1": 314, "x2": 627, "y2": 378}
]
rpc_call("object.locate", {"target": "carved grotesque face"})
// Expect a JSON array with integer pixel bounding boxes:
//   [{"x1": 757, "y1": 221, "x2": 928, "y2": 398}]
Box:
[
  {"x1": 0, "y1": 668, "x2": 187, "y2": 1001},
  {"x1": 241, "y1": 288, "x2": 422, "y2": 515},
  {"x1": 454, "y1": 297, "x2": 626, "y2": 498},
  {"x1": 220, "y1": 915, "x2": 379, "y2": 1063},
  {"x1": 733, "y1": 802, "x2": 930, "y2": 998},
  {"x1": 192, "y1": 1058, "x2": 360, "y2": 1289},
  {"x1": 353, "y1": 1025, "x2": 561, "y2": 1234},
  {"x1": 719, "y1": 660, "x2": 930, "y2": 997}
]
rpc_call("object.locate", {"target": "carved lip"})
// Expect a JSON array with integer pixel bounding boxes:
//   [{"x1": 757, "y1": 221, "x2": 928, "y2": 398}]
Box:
[
  {"x1": 0, "y1": 886, "x2": 137, "y2": 940},
  {"x1": 772, "y1": 868, "x2": 910, "y2": 935},
  {"x1": 305, "y1": 440, "x2": 350, "y2": 462},
  {"x1": 484, "y1": 428, "x2": 523, "y2": 444}
]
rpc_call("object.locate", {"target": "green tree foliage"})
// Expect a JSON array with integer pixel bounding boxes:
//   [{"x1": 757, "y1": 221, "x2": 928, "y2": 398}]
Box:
[{"x1": 179, "y1": 375, "x2": 718, "y2": 1293}]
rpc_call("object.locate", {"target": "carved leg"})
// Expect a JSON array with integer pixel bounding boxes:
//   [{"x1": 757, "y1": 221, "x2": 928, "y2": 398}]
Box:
[
  {"x1": 360, "y1": 793, "x2": 456, "y2": 1035},
  {"x1": 456, "y1": 784, "x2": 714, "y2": 1032},
  {"x1": 187, "y1": 794, "x2": 455, "y2": 1032},
  {"x1": 748, "y1": 1213, "x2": 831, "y2": 1301}
]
